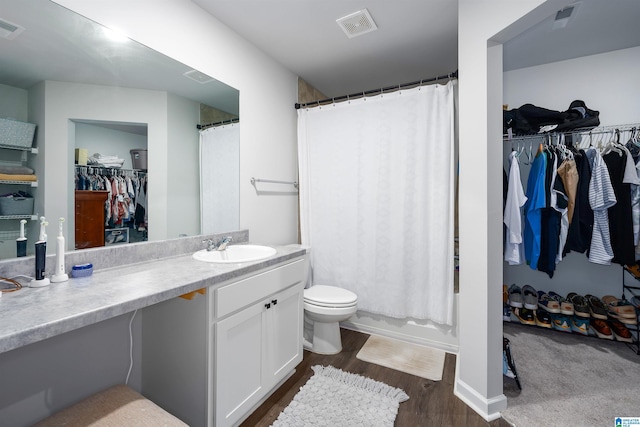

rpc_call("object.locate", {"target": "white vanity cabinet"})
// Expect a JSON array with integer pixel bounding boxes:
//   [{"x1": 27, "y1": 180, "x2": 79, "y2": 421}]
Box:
[{"x1": 141, "y1": 254, "x2": 308, "y2": 427}]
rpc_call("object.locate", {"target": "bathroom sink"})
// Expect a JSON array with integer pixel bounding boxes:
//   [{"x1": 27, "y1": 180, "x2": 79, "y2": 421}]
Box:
[{"x1": 192, "y1": 245, "x2": 277, "y2": 263}]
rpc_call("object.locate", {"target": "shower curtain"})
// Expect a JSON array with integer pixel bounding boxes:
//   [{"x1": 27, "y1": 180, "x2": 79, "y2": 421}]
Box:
[
  {"x1": 200, "y1": 123, "x2": 240, "y2": 234},
  {"x1": 297, "y1": 81, "x2": 455, "y2": 325}
]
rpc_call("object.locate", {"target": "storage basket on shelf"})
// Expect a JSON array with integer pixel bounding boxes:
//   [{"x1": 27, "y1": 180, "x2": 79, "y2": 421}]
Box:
[
  {"x1": 0, "y1": 193, "x2": 34, "y2": 216},
  {"x1": 130, "y1": 149, "x2": 147, "y2": 171},
  {"x1": 0, "y1": 117, "x2": 36, "y2": 148}
]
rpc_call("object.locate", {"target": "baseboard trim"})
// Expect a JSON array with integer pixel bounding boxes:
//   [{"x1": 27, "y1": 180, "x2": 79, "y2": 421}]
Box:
[
  {"x1": 453, "y1": 357, "x2": 507, "y2": 421},
  {"x1": 340, "y1": 322, "x2": 459, "y2": 354}
]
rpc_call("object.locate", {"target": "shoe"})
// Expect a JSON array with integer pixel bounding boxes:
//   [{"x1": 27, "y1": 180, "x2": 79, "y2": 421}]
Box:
[
  {"x1": 601, "y1": 295, "x2": 636, "y2": 317},
  {"x1": 549, "y1": 291, "x2": 574, "y2": 315},
  {"x1": 521, "y1": 285, "x2": 538, "y2": 310},
  {"x1": 503, "y1": 304, "x2": 511, "y2": 322},
  {"x1": 513, "y1": 307, "x2": 536, "y2": 326},
  {"x1": 551, "y1": 313, "x2": 572, "y2": 332},
  {"x1": 535, "y1": 309, "x2": 553, "y2": 328},
  {"x1": 607, "y1": 309, "x2": 637, "y2": 325},
  {"x1": 608, "y1": 318, "x2": 633, "y2": 343},
  {"x1": 585, "y1": 295, "x2": 608, "y2": 320},
  {"x1": 567, "y1": 292, "x2": 590, "y2": 318},
  {"x1": 537, "y1": 290, "x2": 561, "y2": 313},
  {"x1": 508, "y1": 284, "x2": 523, "y2": 308},
  {"x1": 571, "y1": 315, "x2": 589, "y2": 335},
  {"x1": 589, "y1": 318, "x2": 613, "y2": 340},
  {"x1": 624, "y1": 264, "x2": 640, "y2": 279}
]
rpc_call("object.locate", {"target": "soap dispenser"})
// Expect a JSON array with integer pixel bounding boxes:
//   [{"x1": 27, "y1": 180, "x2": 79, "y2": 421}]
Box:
[
  {"x1": 50, "y1": 217, "x2": 69, "y2": 283},
  {"x1": 30, "y1": 216, "x2": 50, "y2": 288}
]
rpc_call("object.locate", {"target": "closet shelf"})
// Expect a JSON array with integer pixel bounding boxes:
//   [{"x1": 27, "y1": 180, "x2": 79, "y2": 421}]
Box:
[
  {"x1": 0, "y1": 180, "x2": 37, "y2": 187},
  {"x1": 0, "y1": 214, "x2": 38, "y2": 221},
  {"x1": 0, "y1": 143, "x2": 38, "y2": 154}
]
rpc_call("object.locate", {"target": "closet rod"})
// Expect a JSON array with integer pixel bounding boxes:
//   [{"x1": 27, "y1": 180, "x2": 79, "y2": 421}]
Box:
[
  {"x1": 196, "y1": 117, "x2": 239, "y2": 130},
  {"x1": 294, "y1": 70, "x2": 458, "y2": 110},
  {"x1": 75, "y1": 165, "x2": 146, "y2": 175},
  {"x1": 505, "y1": 123, "x2": 640, "y2": 142}
]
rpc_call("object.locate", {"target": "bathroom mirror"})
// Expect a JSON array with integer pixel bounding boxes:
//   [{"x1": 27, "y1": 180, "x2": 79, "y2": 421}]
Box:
[{"x1": 0, "y1": 0, "x2": 240, "y2": 258}]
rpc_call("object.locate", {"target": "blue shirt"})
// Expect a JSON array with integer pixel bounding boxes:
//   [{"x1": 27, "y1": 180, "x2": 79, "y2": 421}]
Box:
[{"x1": 523, "y1": 151, "x2": 547, "y2": 270}]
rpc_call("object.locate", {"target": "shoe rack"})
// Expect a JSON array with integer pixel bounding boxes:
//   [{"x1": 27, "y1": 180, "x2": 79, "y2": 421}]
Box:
[{"x1": 621, "y1": 266, "x2": 640, "y2": 355}]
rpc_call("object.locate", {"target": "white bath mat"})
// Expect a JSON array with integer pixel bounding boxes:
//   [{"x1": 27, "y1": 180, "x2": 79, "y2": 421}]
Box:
[
  {"x1": 356, "y1": 335, "x2": 446, "y2": 381},
  {"x1": 271, "y1": 365, "x2": 408, "y2": 427}
]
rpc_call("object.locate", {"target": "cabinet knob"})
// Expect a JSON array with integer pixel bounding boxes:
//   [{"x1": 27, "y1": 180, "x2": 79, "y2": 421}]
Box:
[
  {"x1": 272, "y1": 299, "x2": 278, "y2": 305},
  {"x1": 265, "y1": 303, "x2": 271, "y2": 309}
]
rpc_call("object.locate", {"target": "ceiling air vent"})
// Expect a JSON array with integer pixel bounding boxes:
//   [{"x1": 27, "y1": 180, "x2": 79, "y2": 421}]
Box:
[
  {"x1": 336, "y1": 9, "x2": 378, "y2": 39},
  {"x1": 183, "y1": 69, "x2": 215, "y2": 84},
  {"x1": 0, "y1": 18, "x2": 25, "y2": 40},
  {"x1": 553, "y1": 2, "x2": 580, "y2": 30}
]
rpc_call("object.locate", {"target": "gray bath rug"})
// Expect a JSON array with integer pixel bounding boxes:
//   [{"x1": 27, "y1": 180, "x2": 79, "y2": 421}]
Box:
[
  {"x1": 356, "y1": 334, "x2": 446, "y2": 381},
  {"x1": 270, "y1": 365, "x2": 409, "y2": 427}
]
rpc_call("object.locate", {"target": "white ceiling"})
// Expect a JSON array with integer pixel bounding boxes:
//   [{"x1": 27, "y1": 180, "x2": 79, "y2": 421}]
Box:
[
  {"x1": 193, "y1": 0, "x2": 458, "y2": 98},
  {"x1": 194, "y1": 0, "x2": 640, "y2": 99}
]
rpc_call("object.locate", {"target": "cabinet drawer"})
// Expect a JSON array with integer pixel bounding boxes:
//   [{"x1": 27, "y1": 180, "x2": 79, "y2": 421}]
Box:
[{"x1": 216, "y1": 258, "x2": 306, "y2": 319}]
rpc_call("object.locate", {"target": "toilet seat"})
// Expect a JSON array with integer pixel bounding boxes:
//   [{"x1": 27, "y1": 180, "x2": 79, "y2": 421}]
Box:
[{"x1": 304, "y1": 285, "x2": 357, "y2": 308}]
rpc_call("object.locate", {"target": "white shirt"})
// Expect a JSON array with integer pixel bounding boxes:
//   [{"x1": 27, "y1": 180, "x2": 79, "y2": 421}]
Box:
[{"x1": 504, "y1": 151, "x2": 528, "y2": 265}]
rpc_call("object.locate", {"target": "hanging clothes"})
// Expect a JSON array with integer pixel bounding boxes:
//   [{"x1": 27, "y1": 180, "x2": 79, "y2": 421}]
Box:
[
  {"x1": 552, "y1": 151, "x2": 570, "y2": 264},
  {"x1": 588, "y1": 148, "x2": 616, "y2": 265},
  {"x1": 603, "y1": 147, "x2": 636, "y2": 266},
  {"x1": 537, "y1": 149, "x2": 561, "y2": 278},
  {"x1": 523, "y1": 147, "x2": 547, "y2": 270},
  {"x1": 504, "y1": 151, "x2": 527, "y2": 265},
  {"x1": 563, "y1": 149, "x2": 593, "y2": 255}
]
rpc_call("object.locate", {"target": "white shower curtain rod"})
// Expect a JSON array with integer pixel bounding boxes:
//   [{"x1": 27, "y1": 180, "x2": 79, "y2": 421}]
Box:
[{"x1": 294, "y1": 70, "x2": 458, "y2": 110}]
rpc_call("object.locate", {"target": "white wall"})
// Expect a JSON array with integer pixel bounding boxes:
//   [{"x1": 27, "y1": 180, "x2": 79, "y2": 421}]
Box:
[
  {"x1": 54, "y1": 0, "x2": 300, "y2": 246},
  {"x1": 0, "y1": 84, "x2": 27, "y2": 121},
  {"x1": 504, "y1": 46, "x2": 640, "y2": 127},
  {"x1": 75, "y1": 122, "x2": 147, "y2": 171},
  {"x1": 457, "y1": 0, "x2": 562, "y2": 421},
  {"x1": 167, "y1": 92, "x2": 201, "y2": 238},
  {"x1": 503, "y1": 46, "x2": 640, "y2": 299}
]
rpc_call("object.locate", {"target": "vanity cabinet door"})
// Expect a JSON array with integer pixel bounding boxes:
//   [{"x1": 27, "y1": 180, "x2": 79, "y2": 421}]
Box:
[
  {"x1": 265, "y1": 284, "x2": 303, "y2": 385},
  {"x1": 215, "y1": 283, "x2": 304, "y2": 427},
  {"x1": 215, "y1": 301, "x2": 266, "y2": 427}
]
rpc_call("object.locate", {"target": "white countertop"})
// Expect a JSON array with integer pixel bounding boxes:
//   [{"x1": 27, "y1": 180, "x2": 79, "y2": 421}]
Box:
[{"x1": 0, "y1": 245, "x2": 306, "y2": 354}]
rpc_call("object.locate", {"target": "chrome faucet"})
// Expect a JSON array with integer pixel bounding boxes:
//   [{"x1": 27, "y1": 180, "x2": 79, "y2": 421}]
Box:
[
  {"x1": 203, "y1": 236, "x2": 233, "y2": 251},
  {"x1": 217, "y1": 236, "x2": 233, "y2": 251}
]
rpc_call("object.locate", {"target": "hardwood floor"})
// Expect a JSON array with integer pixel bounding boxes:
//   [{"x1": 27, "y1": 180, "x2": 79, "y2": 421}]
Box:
[{"x1": 241, "y1": 328, "x2": 511, "y2": 427}]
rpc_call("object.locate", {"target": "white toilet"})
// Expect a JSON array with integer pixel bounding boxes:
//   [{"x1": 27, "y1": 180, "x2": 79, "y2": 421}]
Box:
[{"x1": 303, "y1": 285, "x2": 358, "y2": 355}]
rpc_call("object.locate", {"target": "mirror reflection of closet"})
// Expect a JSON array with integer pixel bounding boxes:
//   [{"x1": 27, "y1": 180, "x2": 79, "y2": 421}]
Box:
[{"x1": 73, "y1": 120, "x2": 148, "y2": 249}]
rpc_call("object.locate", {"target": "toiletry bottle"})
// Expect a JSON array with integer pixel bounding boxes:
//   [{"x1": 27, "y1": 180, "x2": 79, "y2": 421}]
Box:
[
  {"x1": 16, "y1": 219, "x2": 27, "y2": 257},
  {"x1": 51, "y1": 217, "x2": 69, "y2": 283},
  {"x1": 30, "y1": 216, "x2": 50, "y2": 288}
]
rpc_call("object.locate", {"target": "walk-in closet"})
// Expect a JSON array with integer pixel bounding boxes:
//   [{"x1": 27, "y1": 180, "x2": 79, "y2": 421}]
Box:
[{"x1": 499, "y1": 17, "x2": 640, "y2": 423}]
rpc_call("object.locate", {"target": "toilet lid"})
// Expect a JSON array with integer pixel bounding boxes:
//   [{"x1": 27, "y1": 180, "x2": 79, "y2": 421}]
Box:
[{"x1": 304, "y1": 285, "x2": 357, "y2": 308}]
